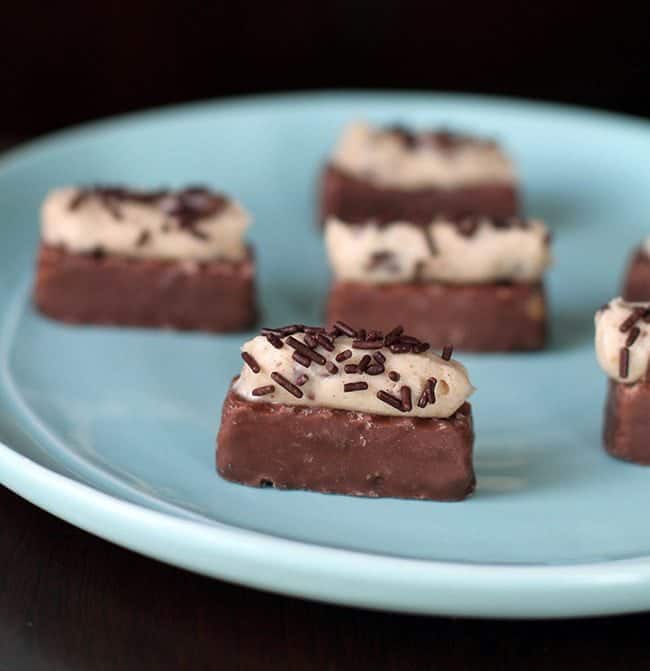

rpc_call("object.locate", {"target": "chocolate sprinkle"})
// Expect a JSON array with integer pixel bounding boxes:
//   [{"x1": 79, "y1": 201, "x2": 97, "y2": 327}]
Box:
[
  {"x1": 626, "y1": 326, "x2": 641, "y2": 347},
  {"x1": 412, "y1": 343, "x2": 431, "y2": 354},
  {"x1": 266, "y1": 333, "x2": 284, "y2": 349},
  {"x1": 441, "y1": 345, "x2": 454, "y2": 361},
  {"x1": 241, "y1": 351, "x2": 260, "y2": 373},
  {"x1": 385, "y1": 326, "x2": 404, "y2": 346},
  {"x1": 620, "y1": 347, "x2": 630, "y2": 379},
  {"x1": 387, "y1": 124, "x2": 418, "y2": 148},
  {"x1": 304, "y1": 333, "x2": 319, "y2": 349},
  {"x1": 68, "y1": 190, "x2": 87, "y2": 210},
  {"x1": 417, "y1": 377, "x2": 437, "y2": 408},
  {"x1": 344, "y1": 364, "x2": 359, "y2": 374},
  {"x1": 336, "y1": 349, "x2": 353, "y2": 362},
  {"x1": 373, "y1": 352, "x2": 386, "y2": 364},
  {"x1": 136, "y1": 230, "x2": 151, "y2": 247},
  {"x1": 286, "y1": 336, "x2": 327, "y2": 365},
  {"x1": 376, "y1": 390, "x2": 406, "y2": 412},
  {"x1": 390, "y1": 343, "x2": 411, "y2": 354},
  {"x1": 316, "y1": 334, "x2": 335, "y2": 352},
  {"x1": 252, "y1": 385, "x2": 275, "y2": 397},
  {"x1": 400, "y1": 386, "x2": 412, "y2": 412},
  {"x1": 358, "y1": 355, "x2": 372, "y2": 373},
  {"x1": 619, "y1": 308, "x2": 645, "y2": 333},
  {"x1": 352, "y1": 340, "x2": 385, "y2": 350},
  {"x1": 412, "y1": 260, "x2": 427, "y2": 283},
  {"x1": 366, "y1": 364, "x2": 385, "y2": 375},
  {"x1": 365, "y1": 250, "x2": 400, "y2": 273},
  {"x1": 333, "y1": 320, "x2": 358, "y2": 338},
  {"x1": 271, "y1": 372, "x2": 303, "y2": 398},
  {"x1": 457, "y1": 218, "x2": 479, "y2": 237},
  {"x1": 326, "y1": 361, "x2": 339, "y2": 375},
  {"x1": 423, "y1": 228, "x2": 437, "y2": 256},
  {"x1": 280, "y1": 325, "x2": 303, "y2": 336},
  {"x1": 158, "y1": 186, "x2": 227, "y2": 232},
  {"x1": 388, "y1": 371, "x2": 400, "y2": 382},
  {"x1": 426, "y1": 378, "x2": 438, "y2": 405},
  {"x1": 344, "y1": 381, "x2": 369, "y2": 392},
  {"x1": 292, "y1": 351, "x2": 312, "y2": 368}
]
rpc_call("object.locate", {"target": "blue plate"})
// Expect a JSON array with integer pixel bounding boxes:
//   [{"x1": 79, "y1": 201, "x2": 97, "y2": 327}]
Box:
[{"x1": 2, "y1": 92, "x2": 650, "y2": 618}]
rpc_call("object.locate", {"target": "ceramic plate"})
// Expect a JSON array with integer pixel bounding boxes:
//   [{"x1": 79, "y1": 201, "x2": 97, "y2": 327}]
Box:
[{"x1": 2, "y1": 92, "x2": 650, "y2": 618}]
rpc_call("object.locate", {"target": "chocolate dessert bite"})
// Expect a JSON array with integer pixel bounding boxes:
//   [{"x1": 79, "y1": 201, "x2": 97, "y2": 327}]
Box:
[
  {"x1": 320, "y1": 121, "x2": 519, "y2": 225},
  {"x1": 622, "y1": 246, "x2": 650, "y2": 301},
  {"x1": 33, "y1": 186, "x2": 256, "y2": 331},
  {"x1": 596, "y1": 298, "x2": 650, "y2": 464},
  {"x1": 217, "y1": 323, "x2": 476, "y2": 501},
  {"x1": 324, "y1": 215, "x2": 551, "y2": 351}
]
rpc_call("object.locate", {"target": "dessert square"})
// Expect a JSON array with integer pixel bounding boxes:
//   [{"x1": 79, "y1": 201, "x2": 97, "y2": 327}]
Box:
[
  {"x1": 324, "y1": 216, "x2": 551, "y2": 351},
  {"x1": 217, "y1": 323, "x2": 476, "y2": 501},
  {"x1": 622, "y1": 248, "x2": 650, "y2": 301},
  {"x1": 596, "y1": 298, "x2": 650, "y2": 464},
  {"x1": 320, "y1": 122, "x2": 519, "y2": 225},
  {"x1": 33, "y1": 186, "x2": 256, "y2": 331}
]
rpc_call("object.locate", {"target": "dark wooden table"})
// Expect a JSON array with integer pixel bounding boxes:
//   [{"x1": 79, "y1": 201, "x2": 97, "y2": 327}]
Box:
[
  {"x1": 2, "y1": 138, "x2": 650, "y2": 671},
  {"x1": 2, "y1": 484, "x2": 650, "y2": 671}
]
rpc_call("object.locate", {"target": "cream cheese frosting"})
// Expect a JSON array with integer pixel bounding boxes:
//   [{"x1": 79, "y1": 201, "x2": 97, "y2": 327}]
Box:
[
  {"x1": 325, "y1": 217, "x2": 551, "y2": 285},
  {"x1": 595, "y1": 297, "x2": 650, "y2": 383},
  {"x1": 331, "y1": 121, "x2": 516, "y2": 190},
  {"x1": 232, "y1": 324, "x2": 474, "y2": 419},
  {"x1": 41, "y1": 186, "x2": 250, "y2": 262}
]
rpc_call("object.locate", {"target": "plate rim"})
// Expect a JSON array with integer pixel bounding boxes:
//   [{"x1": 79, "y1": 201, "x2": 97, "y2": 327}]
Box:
[
  {"x1": 3, "y1": 90, "x2": 650, "y2": 618},
  {"x1": 4, "y1": 436, "x2": 650, "y2": 619}
]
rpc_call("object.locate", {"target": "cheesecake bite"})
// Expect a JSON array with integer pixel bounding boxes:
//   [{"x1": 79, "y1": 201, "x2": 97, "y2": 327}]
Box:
[
  {"x1": 33, "y1": 186, "x2": 256, "y2": 331},
  {"x1": 596, "y1": 297, "x2": 650, "y2": 464},
  {"x1": 325, "y1": 215, "x2": 551, "y2": 351},
  {"x1": 217, "y1": 322, "x2": 476, "y2": 501},
  {"x1": 320, "y1": 121, "x2": 519, "y2": 225}
]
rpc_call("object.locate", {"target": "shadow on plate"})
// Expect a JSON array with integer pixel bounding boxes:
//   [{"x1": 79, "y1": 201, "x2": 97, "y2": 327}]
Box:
[{"x1": 473, "y1": 435, "x2": 604, "y2": 500}]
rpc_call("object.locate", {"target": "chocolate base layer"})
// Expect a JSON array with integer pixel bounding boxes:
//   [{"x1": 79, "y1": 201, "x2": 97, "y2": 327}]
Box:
[
  {"x1": 326, "y1": 280, "x2": 546, "y2": 351},
  {"x1": 217, "y1": 388, "x2": 475, "y2": 501},
  {"x1": 604, "y1": 380, "x2": 650, "y2": 465},
  {"x1": 622, "y1": 249, "x2": 650, "y2": 301},
  {"x1": 34, "y1": 243, "x2": 256, "y2": 332},
  {"x1": 320, "y1": 163, "x2": 519, "y2": 226}
]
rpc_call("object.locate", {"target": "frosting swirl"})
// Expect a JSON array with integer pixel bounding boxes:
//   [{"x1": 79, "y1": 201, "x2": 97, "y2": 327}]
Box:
[
  {"x1": 233, "y1": 324, "x2": 474, "y2": 419},
  {"x1": 41, "y1": 186, "x2": 250, "y2": 262},
  {"x1": 325, "y1": 216, "x2": 551, "y2": 284},
  {"x1": 331, "y1": 122, "x2": 516, "y2": 190},
  {"x1": 595, "y1": 297, "x2": 650, "y2": 383}
]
